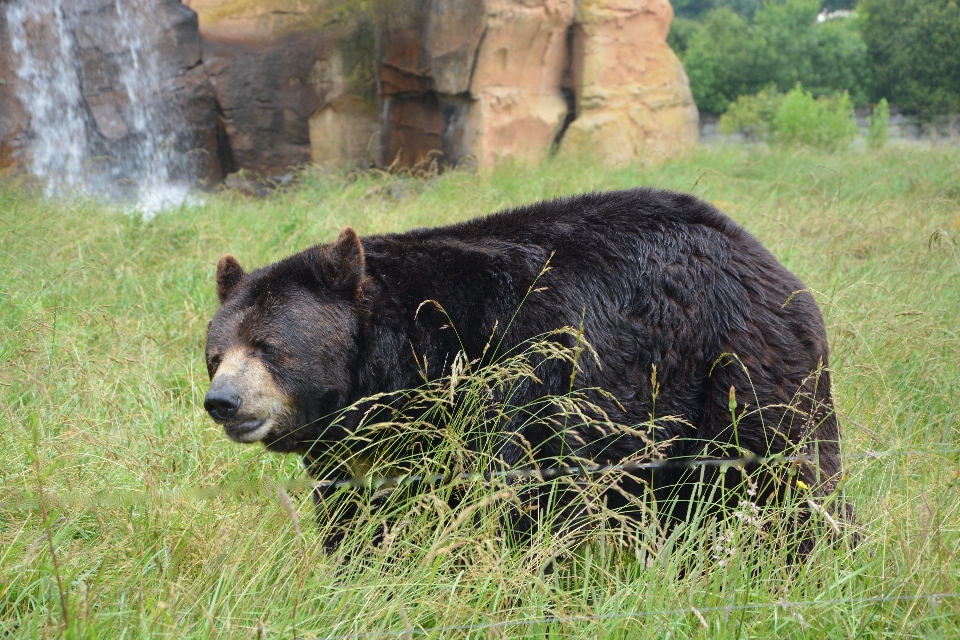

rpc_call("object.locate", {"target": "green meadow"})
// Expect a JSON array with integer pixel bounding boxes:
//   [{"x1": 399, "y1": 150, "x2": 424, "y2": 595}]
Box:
[{"x1": 1, "y1": 145, "x2": 958, "y2": 638}]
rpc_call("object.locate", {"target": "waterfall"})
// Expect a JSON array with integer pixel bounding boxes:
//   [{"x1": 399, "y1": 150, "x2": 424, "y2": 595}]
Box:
[
  {"x1": 6, "y1": 0, "x2": 89, "y2": 194},
  {"x1": 5, "y1": 0, "x2": 196, "y2": 217}
]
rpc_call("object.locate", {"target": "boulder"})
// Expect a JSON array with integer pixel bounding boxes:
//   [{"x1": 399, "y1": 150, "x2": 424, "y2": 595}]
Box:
[
  {"x1": 186, "y1": 0, "x2": 378, "y2": 176},
  {"x1": 309, "y1": 94, "x2": 381, "y2": 169},
  {"x1": 463, "y1": 0, "x2": 575, "y2": 168},
  {"x1": 557, "y1": 0, "x2": 698, "y2": 164}
]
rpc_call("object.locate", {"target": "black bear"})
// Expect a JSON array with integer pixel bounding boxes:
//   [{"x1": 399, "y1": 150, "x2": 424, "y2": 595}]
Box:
[{"x1": 203, "y1": 188, "x2": 843, "y2": 542}]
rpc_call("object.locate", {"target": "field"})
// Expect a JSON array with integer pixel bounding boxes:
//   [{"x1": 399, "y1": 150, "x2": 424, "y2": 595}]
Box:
[{"x1": 1, "y1": 145, "x2": 959, "y2": 638}]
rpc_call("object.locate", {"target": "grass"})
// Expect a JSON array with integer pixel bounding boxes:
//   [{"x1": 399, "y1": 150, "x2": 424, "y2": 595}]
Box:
[{"x1": 1, "y1": 144, "x2": 959, "y2": 638}]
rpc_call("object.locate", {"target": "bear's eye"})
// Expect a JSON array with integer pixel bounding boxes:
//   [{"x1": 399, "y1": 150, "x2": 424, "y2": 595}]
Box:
[
  {"x1": 258, "y1": 343, "x2": 278, "y2": 358},
  {"x1": 207, "y1": 353, "x2": 222, "y2": 377}
]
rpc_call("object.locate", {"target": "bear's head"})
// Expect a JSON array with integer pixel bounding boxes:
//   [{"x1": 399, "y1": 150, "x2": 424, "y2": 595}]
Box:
[{"x1": 203, "y1": 228, "x2": 367, "y2": 454}]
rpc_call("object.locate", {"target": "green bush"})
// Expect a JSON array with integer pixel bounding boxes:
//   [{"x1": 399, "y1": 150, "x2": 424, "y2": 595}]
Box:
[
  {"x1": 719, "y1": 85, "x2": 858, "y2": 149},
  {"x1": 679, "y1": 0, "x2": 869, "y2": 114},
  {"x1": 860, "y1": 0, "x2": 960, "y2": 119},
  {"x1": 867, "y1": 98, "x2": 890, "y2": 150},
  {"x1": 718, "y1": 86, "x2": 785, "y2": 139},
  {"x1": 774, "y1": 85, "x2": 858, "y2": 149}
]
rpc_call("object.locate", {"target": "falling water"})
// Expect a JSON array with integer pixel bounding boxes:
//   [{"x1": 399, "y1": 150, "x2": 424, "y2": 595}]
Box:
[
  {"x1": 6, "y1": 0, "x2": 89, "y2": 193},
  {"x1": 5, "y1": 0, "x2": 197, "y2": 217}
]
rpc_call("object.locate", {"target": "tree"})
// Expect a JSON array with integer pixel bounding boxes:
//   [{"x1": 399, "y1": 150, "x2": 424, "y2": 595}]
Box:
[
  {"x1": 821, "y1": 0, "x2": 856, "y2": 9},
  {"x1": 666, "y1": 17, "x2": 703, "y2": 57},
  {"x1": 672, "y1": 0, "x2": 847, "y2": 21},
  {"x1": 756, "y1": 0, "x2": 868, "y2": 104},
  {"x1": 679, "y1": 0, "x2": 869, "y2": 114},
  {"x1": 682, "y1": 8, "x2": 770, "y2": 113},
  {"x1": 860, "y1": 0, "x2": 960, "y2": 119}
]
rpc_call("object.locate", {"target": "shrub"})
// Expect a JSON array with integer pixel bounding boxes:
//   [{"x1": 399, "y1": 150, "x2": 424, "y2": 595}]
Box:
[
  {"x1": 773, "y1": 85, "x2": 858, "y2": 149},
  {"x1": 867, "y1": 98, "x2": 890, "y2": 150},
  {"x1": 860, "y1": 0, "x2": 960, "y2": 119},
  {"x1": 718, "y1": 85, "x2": 858, "y2": 149},
  {"x1": 718, "y1": 86, "x2": 785, "y2": 139}
]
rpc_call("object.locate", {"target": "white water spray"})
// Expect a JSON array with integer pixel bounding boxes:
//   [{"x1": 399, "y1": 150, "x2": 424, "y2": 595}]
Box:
[
  {"x1": 7, "y1": 1, "x2": 89, "y2": 193},
  {"x1": 5, "y1": 0, "x2": 199, "y2": 217}
]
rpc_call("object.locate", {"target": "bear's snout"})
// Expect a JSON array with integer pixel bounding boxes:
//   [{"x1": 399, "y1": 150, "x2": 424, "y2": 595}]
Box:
[
  {"x1": 202, "y1": 348, "x2": 289, "y2": 444},
  {"x1": 204, "y1": 383, "x2": 242, "y2": 422}
]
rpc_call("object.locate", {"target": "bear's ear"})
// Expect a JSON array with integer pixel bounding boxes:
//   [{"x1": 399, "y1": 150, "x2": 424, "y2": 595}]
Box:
[
  {"x1": 216, "y1": 254, "x2": 246, "y2": 303},
  {"x1": 317, "y1": 227, "x2": 366, "y2": 293}
]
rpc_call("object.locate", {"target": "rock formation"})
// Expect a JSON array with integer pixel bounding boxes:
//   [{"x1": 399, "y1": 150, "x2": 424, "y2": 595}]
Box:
[
  {"x1": 458, "y1": 0, "x2": 576, "y2": 168},
  {"x1": 187, "y1": 0, "x2": 697, "y2": 172},
  {"x1": 0, "y1": 12, "x2": 28, "y2": 174},
  {"x1": 1, "y1": 0, "x2": 222, "y2": 187},
  {"x1": 5, "y1": 0, "x2": 698, "y2": 185},
  {"x1": 186, "y1": 0, "x2": 379, "y2": 176},
  {"x1": 556, "y1": 0, "x2": 699, "y2": 164}
]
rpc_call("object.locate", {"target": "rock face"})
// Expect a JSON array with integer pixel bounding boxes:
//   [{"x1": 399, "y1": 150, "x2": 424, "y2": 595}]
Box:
[
  {"x1": 463, "y1": 0, "x2": 576, "y2": 167},
  {"x1": 5, "y1": 0, "x2": 698, "y2": 183},
  {"x1": 0, "y1": 12, "x2": 28, "y2": 174},
  {"x1": 309, "y1": 94, "x2": 381, "y2": 169},
  {"x1": 188, "y1": 0, "x2": 699, "y2": 174},
  {"x1": 373, "y1": 0, "x2": 575, "y2": 169},
  {"x1": 186, "y1": 0, "x2": 378, "y2": 176},
  {"x1": 73, "y1": 0, "x2": 223, "y2": 184},
  {"x1": 1, "y1": 0, "x2": 222, "y2": 187},
  {"x1": 556, "y1": 0, "x2": 699, "y2": 164},
  {"x1": 376, "y1": 0, "x2": 486, "y2": 167}
]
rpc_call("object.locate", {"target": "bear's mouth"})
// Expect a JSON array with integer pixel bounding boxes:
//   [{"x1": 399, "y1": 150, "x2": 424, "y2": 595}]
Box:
[{"x1": 223, "y1": 418, "x2": 271, "y2": 443}]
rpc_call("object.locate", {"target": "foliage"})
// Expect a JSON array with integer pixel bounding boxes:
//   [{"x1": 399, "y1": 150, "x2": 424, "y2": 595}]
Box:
[
  {"x1": 718, "y1": 86, "x2": 785, "y2": 139},
  {"x1": 673, "y1": 0, "x2": 856, "y2": 20},
  {"x1": 773, "y1": 85, "x2": 858, "y2": 148},
  {"x1": 820, "y1": 0, "x2": 856, "y2": 9},
  {"x1": 2, "y1": 147, "x2": 960, "y2": 636},
  {"x1": 665, "y1": 16, "x2": 702, "y2": 57},
  {"x1": 681, "y1": 8, "x2": 766, "y2": 114},
  {"x1": 859, "y1": 0, "x2": 960, "y2": 119},
  {"x1": 755, "y1": 0, "x2": 868, "y2": 104},
  {"x1": 867, "y1": 98, "x2": 890, "y2": 150},
  {"x1": 676, "y1": 0, "x2": 869, "y2": 114},
  {"x1": 672, "y1": 0, "x2": 779, "y2": 20},
  {"x1": 718, "y1": 84, "x2": 858, "y2": 149}
]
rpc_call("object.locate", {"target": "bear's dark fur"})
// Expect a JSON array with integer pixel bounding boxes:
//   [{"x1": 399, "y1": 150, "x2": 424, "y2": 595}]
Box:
[{"x1": 204, "y1": 188, "x2": 843, "y2": 542}]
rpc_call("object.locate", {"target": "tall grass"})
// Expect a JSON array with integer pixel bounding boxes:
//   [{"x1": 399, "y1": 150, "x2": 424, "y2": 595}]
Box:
[{"x1": 1, "y1": 145, "x2": 959, "y2": 637}]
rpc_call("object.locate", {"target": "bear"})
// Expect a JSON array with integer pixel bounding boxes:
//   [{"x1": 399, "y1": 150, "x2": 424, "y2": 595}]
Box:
[{"x1": 203, "y1": 188, "x2": 844, "y2": 548}]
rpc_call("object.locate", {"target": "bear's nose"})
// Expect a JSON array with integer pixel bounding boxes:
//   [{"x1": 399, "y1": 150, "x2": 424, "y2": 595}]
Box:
[{"x1": 204, "y1": 385, "x2": 242, "y2": 421}]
